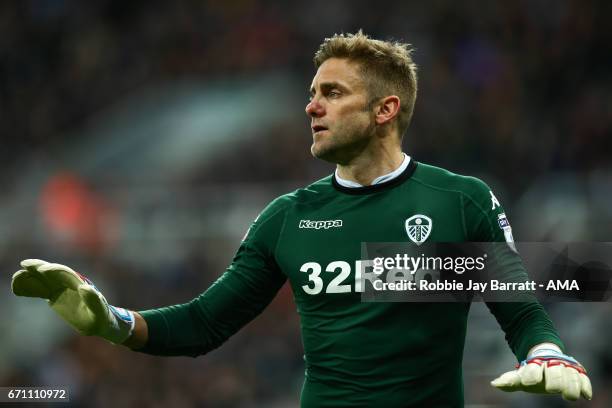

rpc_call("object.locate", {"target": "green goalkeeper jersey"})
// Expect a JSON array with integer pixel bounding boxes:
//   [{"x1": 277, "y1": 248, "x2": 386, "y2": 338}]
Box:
[{"x1": 139, "y1": 158, "x2": 563, "y2": 407}]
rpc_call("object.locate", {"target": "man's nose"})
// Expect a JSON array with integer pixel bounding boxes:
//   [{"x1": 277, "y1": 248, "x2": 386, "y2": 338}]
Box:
[{"x1": 305, "y1": 99, "x2": 324, "y2": 117}]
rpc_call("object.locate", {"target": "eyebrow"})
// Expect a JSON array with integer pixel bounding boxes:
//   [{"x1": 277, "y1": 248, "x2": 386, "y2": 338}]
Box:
[{"x1": 309, "y1": 81, "x2": 350, "y2": 96}]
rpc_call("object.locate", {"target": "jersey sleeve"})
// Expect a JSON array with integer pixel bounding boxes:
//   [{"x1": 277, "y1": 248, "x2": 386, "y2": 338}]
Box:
[
  {"x1": 462, "y1": 177, "x2": 564, "y2": 360},
  {"x1": 136, "y1": 197, "x2": 290, "y2": 357}
]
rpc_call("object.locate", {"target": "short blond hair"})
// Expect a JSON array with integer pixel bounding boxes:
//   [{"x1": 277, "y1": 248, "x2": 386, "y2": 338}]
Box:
[{"x1": 313, "y1": 30, "x2": 418, "y2": 137}]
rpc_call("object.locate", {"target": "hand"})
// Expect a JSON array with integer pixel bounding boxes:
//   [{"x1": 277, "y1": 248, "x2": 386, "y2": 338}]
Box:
[
  {"x1": 12, "y1": 259, "x2": 134, "y2": 344},
  {"x1": 491, "y1": 347, "x2": 592, "y2": 401}
]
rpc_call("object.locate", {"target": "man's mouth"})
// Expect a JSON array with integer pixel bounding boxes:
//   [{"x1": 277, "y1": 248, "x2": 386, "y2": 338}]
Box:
[{"x1": 312, "y1": 125, "x2": 328, "y2": 134}]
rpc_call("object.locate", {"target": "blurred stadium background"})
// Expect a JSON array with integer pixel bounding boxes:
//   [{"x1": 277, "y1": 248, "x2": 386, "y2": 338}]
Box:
[{"x1": 1, "y1": 0, "x2": 611, "y2": 406}]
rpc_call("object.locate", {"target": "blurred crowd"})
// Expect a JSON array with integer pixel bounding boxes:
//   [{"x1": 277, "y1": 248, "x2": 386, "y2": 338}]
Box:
[
  {"x1": 1, "y1": 0, "x2": 611, "y2": 406},
  {"x1": 3, "y1": 0, "x2": 611, "y2": 188}
]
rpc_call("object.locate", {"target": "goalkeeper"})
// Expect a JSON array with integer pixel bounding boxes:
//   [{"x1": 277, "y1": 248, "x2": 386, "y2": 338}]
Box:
[{"x1": 12, "y1": 31, "x2": 592, "y2": 406}]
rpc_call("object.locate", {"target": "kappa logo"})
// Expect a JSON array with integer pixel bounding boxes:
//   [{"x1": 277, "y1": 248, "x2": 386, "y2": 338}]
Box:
[
  {"x1": 299, "y1": 219, "x2": 343, "y2": 230},
  {"x1": 490, "y1": 190, "x2": 501, "y2": 210},
  {"x1": 405, "y1": 214, "x2": 432, "y2": 245}
]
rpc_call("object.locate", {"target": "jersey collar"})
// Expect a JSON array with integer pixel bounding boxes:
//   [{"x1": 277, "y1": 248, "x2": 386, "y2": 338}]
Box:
[{"x1": 332, "y1": 154, "x2": 418, "y2": 195}]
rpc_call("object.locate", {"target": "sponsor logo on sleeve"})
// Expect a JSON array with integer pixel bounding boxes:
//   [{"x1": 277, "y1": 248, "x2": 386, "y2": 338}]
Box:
[
  {"x1": 498, "y1": 213, "x2": 510, "y2": 229},
  {"x1": 497, "y1": 213, "x2": 517, "y2": 253}
]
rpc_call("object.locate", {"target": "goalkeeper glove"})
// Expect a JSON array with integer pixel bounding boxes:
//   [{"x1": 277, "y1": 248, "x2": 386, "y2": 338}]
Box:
[
  {"x1": 11, "y1": 259, "x2": 134, "y2": 344},
  {"x1": 491, "y1": 344, "x2": 592, "y2": 401}
]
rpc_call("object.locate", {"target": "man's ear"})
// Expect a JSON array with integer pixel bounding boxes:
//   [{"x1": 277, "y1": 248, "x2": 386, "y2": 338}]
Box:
[{"x1": 374, "y1": 95, "x2": 401, "y2": 125}]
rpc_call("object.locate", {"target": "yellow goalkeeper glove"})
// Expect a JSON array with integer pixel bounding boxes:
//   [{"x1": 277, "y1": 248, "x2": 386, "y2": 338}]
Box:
[{"x1": 12, "y1": 259, "x2": 134, "y2": 344}]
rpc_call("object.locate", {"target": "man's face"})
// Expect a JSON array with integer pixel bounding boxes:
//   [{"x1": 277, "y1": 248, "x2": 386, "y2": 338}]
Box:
[{"x1": 306, "y1": 58, "x2": 376, "y2": 164}]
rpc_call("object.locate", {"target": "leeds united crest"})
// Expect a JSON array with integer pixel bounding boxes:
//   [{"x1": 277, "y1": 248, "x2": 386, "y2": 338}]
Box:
[{"x1": 405, "y1": 214, "x2": 432, "y2": 245}]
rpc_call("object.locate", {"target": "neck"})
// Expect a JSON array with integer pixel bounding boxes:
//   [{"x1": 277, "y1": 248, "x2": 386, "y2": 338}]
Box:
[{"x1": 336, "y1": 147, "x2": 405, "y2": 186}]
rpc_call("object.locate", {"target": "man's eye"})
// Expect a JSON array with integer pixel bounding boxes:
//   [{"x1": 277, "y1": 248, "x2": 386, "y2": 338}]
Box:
[{"x1": 328, "y1": 91, "x2": 340, "y2": 98}]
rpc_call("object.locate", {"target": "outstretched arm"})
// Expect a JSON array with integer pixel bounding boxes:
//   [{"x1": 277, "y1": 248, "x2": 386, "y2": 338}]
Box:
[
  {"x1": 12, "y1": 197, "x2": 291, "y2": 356},
  {"x1": 12, "y1": 253, "x2": 286, "y2": 356},
  {"x1": 462, "y1": 178, "x2": 593, "y2": 401}
]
